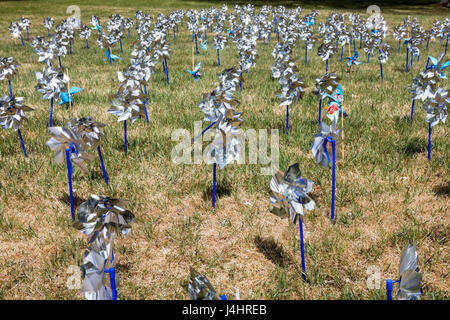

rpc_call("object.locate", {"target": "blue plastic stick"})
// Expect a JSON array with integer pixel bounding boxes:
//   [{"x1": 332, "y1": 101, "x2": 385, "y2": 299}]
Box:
[
  {"x1": 217, "y1": 49, "x2": 220, "y2": 66},
  {"x1": 411, "y1": 51, "x2": 413, "y2": 67},
  {"x1": 410, "y1": 99, "x2": 415, "y2": 122},
  {"x1": 65, "y1": 148, "x2": 74, "y2": 220},
  {"x1": 428, "y1": 122, "x2": 431, "y2": 161},
  {"x1": 164, "y1": 58, "x2": 169, "y2": 85},
  {"x1": 108, "y1": 48, "x2": 112, "y2": 65},
  {"x1": 20, "y1": 34, "x2": 24, "y2": 46},
  {"x1": 326, "y1": 59, "x2": 328, "y2": 72},
  {"x1": 8, "y1": 80, "x2": 12, "y2": 98},
  {"x1": 128, "y1": 29, "x2": 130, "y2": 38},
  {"x1": 174, "y1": 29, "x2": 176, "y2": 40},
  {"x1": 386, "y1": 279, "x2": 394, "y2": 300},
  {"x1": 380, "y1": 62, "x2": 383, "y2": 81},
  {"x1": 398, "y1": 39, "x2": 401, "y2": 53},
  {"x1": 445, "y1": 33, "x2": 449, "y2": 55},
  {"x1": 341, "y1": 46, "x2": 344, "y2": 62},
  {"x1": 27, "y1": 28, "x2": 29, "y2": 41},
  {"x1": 406, "y1": 49, "x2": 409, "y2": 73},
  {"x1": 305, "y1": 45, "x2": 308, "y2": 65},
  {"x1": 240, "y1": 66, "x2": 242, "y2": 91},
  {"x1": 286, "y1": 105, "x2": 289, "y2": 136},
  {"x1": 331, "y1": 139, "x2": 336, "y2": 222},
  {"x1": 59, "y1": 56, "x2": 62, "y2": 69},
  {"x1": 192, "y1": 121, "x2": 216, "y2": 142},
  {"x1": 49, "y1": 97, "x2": 53, "y2": 127},
  {"x1": 212, "y1": 163, "x2": 217, "y2": 208},
  {"x1": 18, "y1": 129, "x2": 27, "y2": 158},
  {"x1": 86, "y1": 39, "x2": 89, "y2": 49},
  {"x1": 425, "y1": 57, "x2": 430, "y2": 71},
  {"x1": 69, "y1": 40, "x2": 72, "y2": 55},
  {"x1": 124, "y1": 120, "x2": 127, "y2": 154},
  {"x1": 298, "y1": 216, "x2": 306, "y2": 281},
  {"x1": 143, "y1": 84, "x2": 149, "y2": 124},
  {"x1": 47, "y1": 29, "x2": 50, "y2": 37},
  {"x1": 120, "y1": 39, "x2": 123, "y2": 53},
  {"x1": 318, "y1": 99, "x2": 322, "y2": 124},
  {"x1": 97, "y1": 146, "x2": 108, "y2": 185}
]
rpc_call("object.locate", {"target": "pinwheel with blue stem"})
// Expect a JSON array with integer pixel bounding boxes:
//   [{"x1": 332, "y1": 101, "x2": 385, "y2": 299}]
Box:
[
  {"x1": 312, "y1": 72, "x2": 341, "y2": 125},
  {"x1": 408, "y1": 70, "x2": 437, "y2": 121},
  {"x1": 196, "y1": 67, "x2": 243, "y2": 208},
  {"x1": 345, "y1": 50, "x2": 361, "y2": 72},
  {"x1": 46, "y1": 126, "x2": 93, "y2": 220},
  {"x1": 423, "y1": 86, "x2": 448, "y2": 160},
  {"x1": 68, "y1": 117, "x2": 109, "y2": 185},
  {"x1": 8, "y1": 22, "x2": 24, "y2": 46},
  {"x1": 378, "y1": 43, "x2": 392, "y2": 81},
  {"x1": 311, "y1": 121, "x2": 342, "y2": 223},
  {"x1": 18, "y1": 17, "x2": 31, "y2": 41},
  {"x1": 73, "y1": 195, "x2": 135, "y2": 300},
  {"x1": 386, "y1": 244, "x2": 423, "y2": 300},
  {"x1": 35, "y1": 66, "x2": 69, "y2": 127},
  {"x1": 186, "y1": 61, "x2": 202, "y2": 80},
  {"x1": 317, "y1": 41, "x2": 336, "y2": 72},
  {"x1": 79, "y1": 25, "x2": 92, "y2": 49},
  {"x1": 269, "y1": 163, "x2": 316, "y2": 281},
  {"x1": 43, "y1": 17, "x2": 54, "y2": 37},
  {"x1": 213, "y1": 33, "x2": 228, "y2": 66},
  {"x1": 0, "y1": 95, "x2": 34, "y2": 158},
  {"x1": 0, "y1": 56, "x2": 18, "y2": 98},
  {"x1": 108, "y1": 74, "x2": 146, "y2": 154},
  {"x1": 425, "y1": 52, "x2": 450, "y2": 79}
]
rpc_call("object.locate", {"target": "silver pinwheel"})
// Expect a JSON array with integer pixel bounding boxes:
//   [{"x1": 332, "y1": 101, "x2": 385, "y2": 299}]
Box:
[
  {"x1": 68, "y1": 117, "x2": 109, "y2": 185},
  {"x1": 46, "y1": 126, "x2": 93, "y2": 219},
  {"x1": 74, "y1": 195, "x2": 135, "y2": 300},
  {"x1": 35, "y1": 65, "x2": 69, "y2": 126},
  {"x1": 311, "y1": 121, "x2": 341, "y2": 222},
  {"x1": 269, "y1": 163, "x2": 315, "y2": 281},
  {"x1": 386, "y1": 244, "x2": 423, "y2": 300},
  {"x1": 0, "y1": 95, "x2": 33, "y2": 158},
  {"x1": 186, "y1": 267, "x2": 221, "y2": 300}
]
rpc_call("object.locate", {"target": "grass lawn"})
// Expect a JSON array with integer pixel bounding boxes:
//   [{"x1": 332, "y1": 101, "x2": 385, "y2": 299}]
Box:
[{"x1": 0, "y1": 0, "x2": 448, "y2": 299}]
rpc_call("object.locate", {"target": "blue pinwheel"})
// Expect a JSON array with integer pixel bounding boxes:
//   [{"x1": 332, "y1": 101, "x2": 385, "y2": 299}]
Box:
[
  {"x1": 59, "y1": 87, "x2": 82, "y2": 105},
  {"x1": 346, "y1": 51, "x2": 361, "y2": 70},
  {"x1": 104, "y1": 48, "x2": 121, "y2": 63},
  {"x1": 426, "y1": 53, "x2": 450, "y2": 79},
  {"x1": 305, "y1": 17, "x2": 315, "y2": 26},
  {"x1": 200, "y1": 40, "x2": 207, "y2": 51},
  {"x1": 91, "y1": 23, "x2": 101, "y2": 33},
  {"x1": 186, "y1": 61, "x2": 202, "y2": 80}
]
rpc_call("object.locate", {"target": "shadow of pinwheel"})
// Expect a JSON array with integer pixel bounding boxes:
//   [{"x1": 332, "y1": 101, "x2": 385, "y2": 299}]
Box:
[
  {"x1": 201, "y1": 177, "x2": 232, "y2": 203},
  {"x1": 433, "y1": 182, "x2": 450, "y2": 197},
  {"x1": 59, "y1": 193, "x2": 84, "y2": 210},
  {"x1": 254, "y1": 236, "x2": 295, "y2": 268},
  {"x1": 398, "y1": 135, "x2": 426, "y2": 157}
]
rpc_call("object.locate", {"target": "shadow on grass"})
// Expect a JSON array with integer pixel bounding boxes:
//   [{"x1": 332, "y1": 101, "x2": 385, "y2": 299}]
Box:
[
  {"x1": 59, "y1": 193, "x2": 84, "y2": 209},
  {"x1": 254, "y1": 235, "x2": 295, "y2": 268},
  {"x1": 202, "y1": 176, "x2": 232, "y2": 202},
  {"x1": 398, "y1": 135, "x2": 426, "y2": 156},
  {"x1": 433, "y1": 182, "x2": 450, "y2": 197}
]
